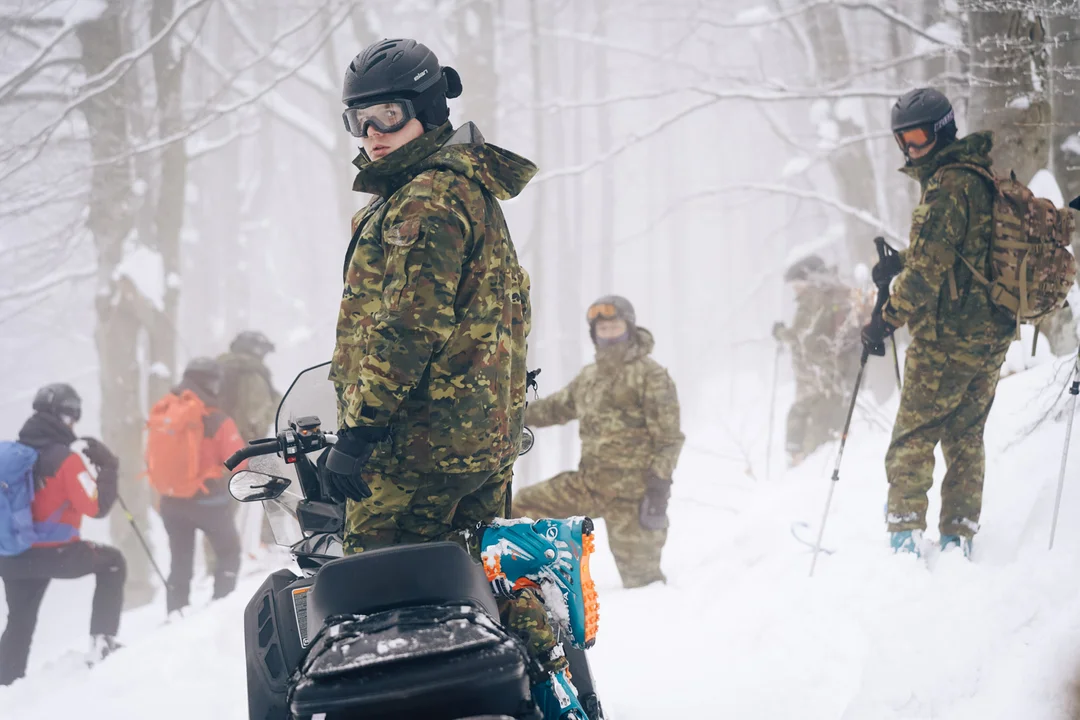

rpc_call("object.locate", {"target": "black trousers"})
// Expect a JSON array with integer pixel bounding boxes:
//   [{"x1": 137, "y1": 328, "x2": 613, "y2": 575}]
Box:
[
  {"x1": 160, "y1": 495, "x2": 241, "y2": 613},
  {"x1": 0, "y1": 541, "x2": 126, "y2": 685}
]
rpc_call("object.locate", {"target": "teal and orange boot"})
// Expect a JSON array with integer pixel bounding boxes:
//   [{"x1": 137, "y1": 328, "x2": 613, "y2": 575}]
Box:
[
  {"x1": 531, "y1": 668, "x2": 589, "y2": 720},
  {"x1": 480, "y1": 517, "x2": 599, "y2": 649}
]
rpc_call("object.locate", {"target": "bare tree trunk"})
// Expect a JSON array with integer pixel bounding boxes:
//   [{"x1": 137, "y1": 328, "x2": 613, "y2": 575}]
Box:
[
  {"x1": 967, "y1": 6, "x2": 1050, "y2": 184},
  {"x1": 1050, "y1": 12, "x2": 1080, "y2": 253},
  {"x1": 149, "y1": 0, "x2": 187, "y2": 402},
  {"x1": 455, "y1": 0, "x2": 497, "y2": 134},
  {"x1": 76, "y1": 4, "x2": 155, "y2": 609},
  {"x1": 804, "y1": 6, "x2": 880, "y2": 266}
]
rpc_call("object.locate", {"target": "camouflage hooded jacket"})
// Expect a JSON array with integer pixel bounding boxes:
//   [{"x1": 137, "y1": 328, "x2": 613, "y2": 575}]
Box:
[
  {"x1": 883, "y1": 131, "x2": 1015, "y2": 345},
  {"x1": 330, "y1": 122, "x2": 536, "y2": 473},
  {"x1": 524, "y1": 328, "x2": 684, "y2": 483},
  {"x1": 779, "y1": 279, "x2": 863, "y2": 395}
]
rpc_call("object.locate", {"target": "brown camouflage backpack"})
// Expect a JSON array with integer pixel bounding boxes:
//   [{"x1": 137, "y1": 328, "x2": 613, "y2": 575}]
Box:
[{"x1": 935, "y1": 163, "x2": 1077, "y2": 332}]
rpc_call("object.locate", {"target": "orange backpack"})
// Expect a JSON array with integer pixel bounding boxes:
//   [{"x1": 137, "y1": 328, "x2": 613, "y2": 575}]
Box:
[{"x1": 146, "y1": 390, "x2": 209, "y2": 498}]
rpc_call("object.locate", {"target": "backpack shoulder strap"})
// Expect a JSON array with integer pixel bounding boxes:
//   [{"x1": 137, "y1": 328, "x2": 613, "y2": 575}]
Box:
[{"x1": 923, "y1": 163, "x2": 996, "y2": 297}]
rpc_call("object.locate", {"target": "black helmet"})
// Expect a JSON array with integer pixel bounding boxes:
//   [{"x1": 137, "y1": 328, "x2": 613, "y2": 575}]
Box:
[
  {"x1": 891, "y1": 88, "x2": 957, "y2": 154},
  {"x1": 342, "y1": 39, "x2": 462, "y2": 130},
  {"x1": 33, "y1": 383, "x2": 82, "y2": 422},
  {"x1": 183, "y1": 357, "x2": 223, "y2": 396},
  {"x1": 784, "y1": 255, "x2": 827, "y2": 283},
  {"x1": 230, "y1": 330, "x2": 275, "y2": 359},
  {"x1": 587, "y1": 295, "x2": 636, "y2": 327}
]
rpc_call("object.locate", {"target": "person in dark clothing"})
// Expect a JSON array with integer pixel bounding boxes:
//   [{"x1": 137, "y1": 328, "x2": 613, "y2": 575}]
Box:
[
  {"x1": 149, "y1": 358, "x2": 245, "y2": 615},
  {"x1": 0, "y1": 383, "x2": 124, "y2": 686}
]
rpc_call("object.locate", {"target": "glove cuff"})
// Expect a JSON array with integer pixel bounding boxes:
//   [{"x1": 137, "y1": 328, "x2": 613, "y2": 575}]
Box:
[{"x1": 341, "y1": 424, "x2": 391, "y2": 442}]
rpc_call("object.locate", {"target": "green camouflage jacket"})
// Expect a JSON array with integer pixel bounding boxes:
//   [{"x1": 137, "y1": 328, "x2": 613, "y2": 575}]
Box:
[
  {"x1": 525, "y1": 328, "x2": 684, "y2": 483},
  {"x1": 778, "y1": 280, "x2": 863, "y2": 395},
  {"x1": 217, "y1": 351, "x2": 280, "y2": 441},
  {"x1": 330, "y1": 122, "x2": 536, "y2": 473},
  {"x1": 883, "y1": 131, "x2": 1015, "y2": 345}
]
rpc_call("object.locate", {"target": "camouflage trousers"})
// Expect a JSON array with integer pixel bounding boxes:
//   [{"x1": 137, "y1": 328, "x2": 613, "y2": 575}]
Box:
[
  {"x1": 885, "y1": 338, "x2": 1010, "y2": 538},
  {"x1": 512, "y1": 467, "x2": 666, "y2": 588},
  {"x1": 342, "y1": 459, "x2": 566, "y2": 682}
]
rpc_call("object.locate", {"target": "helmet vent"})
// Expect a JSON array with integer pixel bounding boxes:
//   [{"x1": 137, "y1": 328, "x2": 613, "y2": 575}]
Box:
[{"x1": 363, "y1": 53, "x2": 388, "y2": 73}]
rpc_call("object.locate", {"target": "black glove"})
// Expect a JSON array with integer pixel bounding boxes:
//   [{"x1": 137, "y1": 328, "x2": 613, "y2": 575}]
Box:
[
  {"x1": 81, "y1": 437, "x2": 118, "y2": 471},
  {"x1": 772, "y1": 322, "x2": 787, "y2": 343},
  {"x1": 639, "y1": 473, "x2": 671, "y2": 531},
  {"x1": 871, "y1": 253, "x2": 903, "y2": 286},
  {"x1": 860, "y1": 314, "x2": 894, "y2": 357},
  {"x1": 320, "y1": 425, "x2": 389, "y2": 502}
]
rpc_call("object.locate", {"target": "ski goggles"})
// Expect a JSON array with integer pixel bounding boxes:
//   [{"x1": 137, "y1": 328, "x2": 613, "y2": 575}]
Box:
[
  {"x1": 894, "y1": 126, "x2": 935, "y2": 153},
  {"x1": 586, "y1": 303, "x2": 620, "y2": 322},
  {"x1": 342, "y1": 99, "x2": 416, "y2": 138}
]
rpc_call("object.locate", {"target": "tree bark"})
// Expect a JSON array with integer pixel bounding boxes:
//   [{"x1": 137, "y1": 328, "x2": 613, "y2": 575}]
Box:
[{"x1": 76, "y1": 3, "x2": 155, "y2": 609}]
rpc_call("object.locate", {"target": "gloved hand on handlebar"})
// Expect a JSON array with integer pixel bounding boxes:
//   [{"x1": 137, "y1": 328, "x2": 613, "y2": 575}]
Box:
[{"x1": 319, "y1": 425, "x2": 390, "y2": 502}]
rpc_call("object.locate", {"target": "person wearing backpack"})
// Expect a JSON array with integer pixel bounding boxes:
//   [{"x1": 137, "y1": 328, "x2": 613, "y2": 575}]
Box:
[
  {"x1": 217, "y1": 331, "x2": 281, "y2": 442},
  {"x1": 0, "y1": 384, "x2": 123, "y2": 685},
  {"x1": 862, "y1": 88, "x2": 1077, "y2": 559},
  {"x1": 146, "y1": 358, "x2": 244, "y2": 614}
]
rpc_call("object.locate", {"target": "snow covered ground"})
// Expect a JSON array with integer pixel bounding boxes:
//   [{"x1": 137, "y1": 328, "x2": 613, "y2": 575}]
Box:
[{"x1": 3, "y1": 351, "x2": 1080, "y2": 719}]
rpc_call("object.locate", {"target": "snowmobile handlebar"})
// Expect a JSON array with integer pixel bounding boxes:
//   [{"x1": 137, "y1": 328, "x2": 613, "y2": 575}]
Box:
[{"x1": 224, "y1": 416, "x2": 334, "y2": 471}]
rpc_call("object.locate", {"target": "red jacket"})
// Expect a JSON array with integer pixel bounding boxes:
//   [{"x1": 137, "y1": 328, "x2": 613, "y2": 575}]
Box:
[
  {"x1": 31, "y1": 452, "x2": 99, "y2": 547},
  {"x1": 199, "y1": 409, "x2": 245, "y2": 491}
]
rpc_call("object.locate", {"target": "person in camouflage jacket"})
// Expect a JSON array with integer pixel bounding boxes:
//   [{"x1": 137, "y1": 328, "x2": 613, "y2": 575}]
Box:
[
  {"x1": 218, "y1": 331, "x2": 280, "y2": 442},
  {"x1": 325, "y1": 41, "x2": 595, "y2": 708},
  {"x1": 773, "y1": 256, "x2": 863, "y2": 466},
  {"x1": 513, "y1": 296, "x2": 685, "y2": 588},
  {"x1": 863, "y1": 88, "x2": 1015, "y2": 556}
]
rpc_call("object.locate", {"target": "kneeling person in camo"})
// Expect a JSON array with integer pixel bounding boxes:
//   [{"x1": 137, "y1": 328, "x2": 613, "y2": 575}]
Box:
[
  {"x1": 513, "y1": 296, "x2": 685, "y2": 588},
  {"x1": 326, "y1": 38, "x2": 595, "y2": 718}
]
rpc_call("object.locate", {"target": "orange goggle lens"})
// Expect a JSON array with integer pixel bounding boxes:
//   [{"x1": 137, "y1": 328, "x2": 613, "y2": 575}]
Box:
[
  {"x1": 894, "y1": 126, "x2": 933, "y2": 151},
  {"x1": 587, "y1": 303, "x2": 618, "y2": 322}
]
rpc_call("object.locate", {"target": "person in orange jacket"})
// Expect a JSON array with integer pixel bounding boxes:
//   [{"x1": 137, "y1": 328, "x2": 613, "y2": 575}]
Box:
[{"x1": 0, "y1": 383, "x2": 124, "y2": 685}]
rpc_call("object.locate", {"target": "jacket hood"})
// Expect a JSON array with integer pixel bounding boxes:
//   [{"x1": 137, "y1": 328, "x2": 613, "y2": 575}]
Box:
[
  {"x1": 18, "y1": 412, "x2": 76, "y2": 486},
  {"x1": 901, "y1": 131, "x2": 994, "y2": 185},
  {"x1": 352, "y1": 122, "x2": 537, "y2": 199},
  {"x1": 218, "y1": 351, "x2": 272, "y2": 382}
]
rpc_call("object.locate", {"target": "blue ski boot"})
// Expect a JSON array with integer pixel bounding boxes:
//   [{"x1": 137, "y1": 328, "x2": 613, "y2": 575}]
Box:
[
  {"x1": 532, "y1": 669, "x2": 589, "y2": 720},
  {"x1": 480, "y1": 517, "x2": 599, "y2": 649},
  {"x1": 890, "y1": 529, "x2": 922, "y2": 556},
  {"x1": 940, "y1": 534, "x2": 972, "y2": 558}
]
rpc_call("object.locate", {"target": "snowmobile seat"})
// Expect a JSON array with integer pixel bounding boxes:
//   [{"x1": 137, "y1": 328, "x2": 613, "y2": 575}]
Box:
[{"x1": 306, "y1": 542, "x2": 498, "y2": 635}]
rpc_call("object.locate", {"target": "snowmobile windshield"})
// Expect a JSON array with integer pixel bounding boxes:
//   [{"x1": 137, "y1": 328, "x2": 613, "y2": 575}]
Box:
[
  {"x1": 247, "y1": 452, "x2": 306, "y2": 547},
  {"x1": 276, "y1": 362, "x2": 339, "y2": 435}
]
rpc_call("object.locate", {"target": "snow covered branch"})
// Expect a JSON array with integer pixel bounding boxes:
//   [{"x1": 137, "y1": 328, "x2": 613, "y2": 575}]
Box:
[{"x1": 0, "y1": 266, "x2": 95, "y2": 304}]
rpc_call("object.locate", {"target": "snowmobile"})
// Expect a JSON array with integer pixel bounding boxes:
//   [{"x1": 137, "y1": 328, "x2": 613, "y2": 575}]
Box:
[{"x1": 226, "y1": 363, "x2": 604, "y2": 720}]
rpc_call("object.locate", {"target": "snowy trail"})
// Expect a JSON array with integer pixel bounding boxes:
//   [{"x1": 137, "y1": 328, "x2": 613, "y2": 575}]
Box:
[{"x1": 4, "y1": 357, "x2": 1080, "y2": 719}]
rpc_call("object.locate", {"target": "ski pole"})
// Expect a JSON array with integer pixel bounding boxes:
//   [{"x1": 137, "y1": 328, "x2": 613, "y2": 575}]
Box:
[
  {"x1": 1049, "y1": 346, "x2": 1080, "y2": 550},
  {"x1": 115, "y1": 492, "x2": 170, "y2": 594},
  {"x1": 810, "y1": 236, "x2": 892, "y2": 577},
  {"x1": 891, "y1": 337, "x2": 902, "y2": 389},
  {"x1": 765, "y1": 341, "x2": 782, "y2": 482}
]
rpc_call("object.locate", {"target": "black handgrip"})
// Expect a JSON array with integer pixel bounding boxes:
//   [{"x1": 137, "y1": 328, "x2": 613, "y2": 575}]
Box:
[
  {"x1": 224, "y1": 438, "x2": 279, "y2": 471},
  {"x1": 862, "y1": 236, "x2": 894, "y2": 363}
]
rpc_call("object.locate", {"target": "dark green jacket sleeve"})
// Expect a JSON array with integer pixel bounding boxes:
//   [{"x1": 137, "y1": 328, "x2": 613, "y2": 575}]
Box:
[
  {"x1": 345, "y1": 190, "x2": 468, "y2": 428},
  {"x1": 882, "y1": 170, "x2": 971, "y2": 328},
  {"x1": 524, "y1": 373, "x2": 580, "y2": 428}
]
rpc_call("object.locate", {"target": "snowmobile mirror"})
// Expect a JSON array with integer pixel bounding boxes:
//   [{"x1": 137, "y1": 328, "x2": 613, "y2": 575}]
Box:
[{"x1": 230, "y1": 470, "x2": 292, "y2": 502}]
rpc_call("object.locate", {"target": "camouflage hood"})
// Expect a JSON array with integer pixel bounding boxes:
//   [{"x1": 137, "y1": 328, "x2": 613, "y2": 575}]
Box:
[
  {"x1": 352, "y1": 122, "x2": 537, "y2": 200},
  {"x1": 901, "y1": 131, "x2": 993, "y2": 188}
]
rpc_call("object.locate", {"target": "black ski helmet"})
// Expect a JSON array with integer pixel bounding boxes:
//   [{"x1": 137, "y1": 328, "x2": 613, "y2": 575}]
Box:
[
  {"x1": 33, "y1": 383, "x2": 82, "y2": 422},
  {"x1": 230, "y1": 330, "x2": 275, "y2": 359},
  {"x1": 891, "y1": 88, "x2": 957, "y2": 149},
  {"x1": 784, "y1": 255, "x2": 827, "y2": 283},
  {"x1": 183, "y1": 357, "x2": 224, "y2": 396},
  {"x1": 342, "y1": 39, "x2": 462, "y2": 130}
]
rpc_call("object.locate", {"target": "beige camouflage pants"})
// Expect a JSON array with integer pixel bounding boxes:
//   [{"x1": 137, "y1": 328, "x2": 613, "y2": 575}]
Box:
[
  {"x1": 342, "y1": 458, "x2": 566, "y2": 681},
  {"x1": 885, "y1": 338, "x2": 1010, "y2": 538},
  {"x1": 513, "y1": 467, "x2": 666, "y2": 588}
]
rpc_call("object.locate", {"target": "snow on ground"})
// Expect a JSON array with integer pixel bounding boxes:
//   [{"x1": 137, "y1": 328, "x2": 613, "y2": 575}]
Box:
[{"x1": 4, "y1": 355, "x2": 1080, "y2": 719}]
